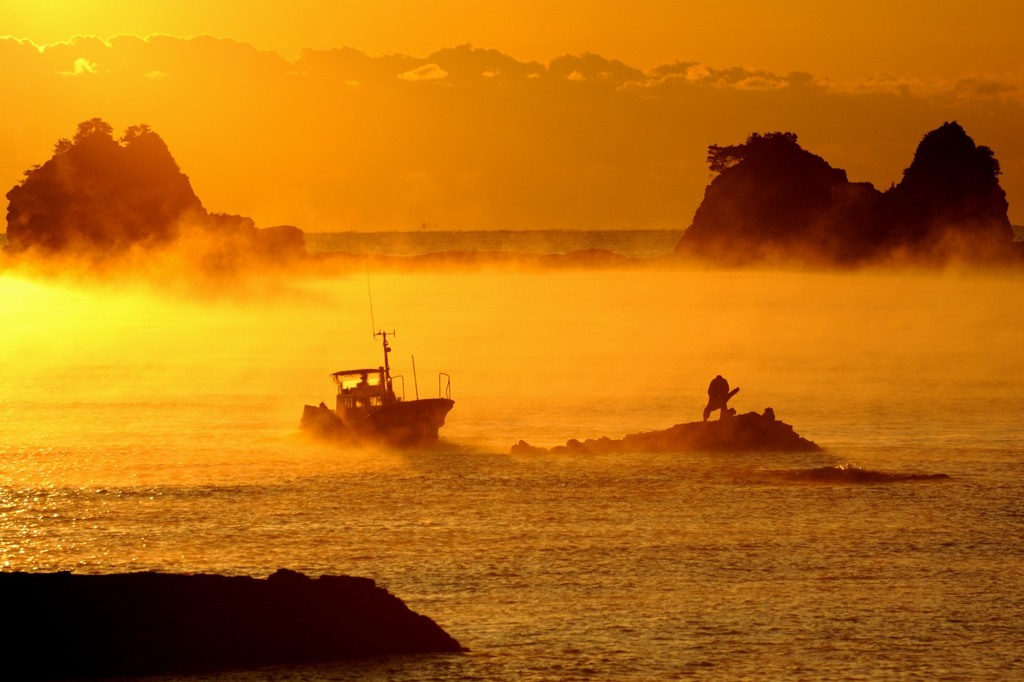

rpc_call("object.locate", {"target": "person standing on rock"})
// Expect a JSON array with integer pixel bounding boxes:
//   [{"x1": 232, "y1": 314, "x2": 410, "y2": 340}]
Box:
[{"x1": 703, "y1": 375, "x2": 739, "y2": 421}]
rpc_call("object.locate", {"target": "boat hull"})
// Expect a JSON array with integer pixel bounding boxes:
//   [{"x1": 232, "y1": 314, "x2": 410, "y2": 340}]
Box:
[{"x1": 302, "y1": 398, "x2": 455, "y2": 447}]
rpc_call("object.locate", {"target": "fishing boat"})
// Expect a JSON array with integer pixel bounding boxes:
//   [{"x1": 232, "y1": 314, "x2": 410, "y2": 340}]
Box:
[{"x1": 301, "y1": 331, "x2": 454, "y2": 446}]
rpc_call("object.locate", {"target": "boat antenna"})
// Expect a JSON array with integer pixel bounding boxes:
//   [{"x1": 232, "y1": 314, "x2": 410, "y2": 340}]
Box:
[
  {"x1": 375, "y1": 329, "x2": 395, "y2": 383},
  {"x1": 411, "y1": 354, "x2": 419, "y2": 400},
  {"x1": 365, "y1": 261, "x2": 376, "y2": 339},
  {"x1": 366, "y1": 263, "x2": 397, "y2": 388}
]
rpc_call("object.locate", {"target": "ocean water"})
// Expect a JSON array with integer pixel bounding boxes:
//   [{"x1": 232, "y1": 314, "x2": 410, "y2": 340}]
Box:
[{"x1": 1, "y1": 256, "x2": 1023, "y2": 680}]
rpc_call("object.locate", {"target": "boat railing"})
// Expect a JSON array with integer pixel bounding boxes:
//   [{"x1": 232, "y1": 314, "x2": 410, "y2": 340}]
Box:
[
  {"x1": 438, "y1": 373, "x2": 452, "y2": 400},
  {"x1": 390, "y1": 374, "x2": 406, "y2": 402}
]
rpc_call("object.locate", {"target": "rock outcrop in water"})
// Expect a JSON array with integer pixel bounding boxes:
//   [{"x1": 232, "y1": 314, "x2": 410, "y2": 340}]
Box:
[
  {"x1": 2, "y1": 568, "x2": 463, "y2": 679},
  {"x1": 5, "y1": 118, "x2": 305, "y2": 266},
  {"x1": 675, "y1": 122, "x2": 1018, "y2": 265},
  {"x1": 774, "y1": 465, "x2": 950, "y2": 484},
  {"x1": 511, "y1": 408, "x2": 821, "y2": 455}
]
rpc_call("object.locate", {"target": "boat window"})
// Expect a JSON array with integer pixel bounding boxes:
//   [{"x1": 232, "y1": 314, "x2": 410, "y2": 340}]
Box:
[{"x1": 336, "y1": 371, "x2": 383, "y2": 392}]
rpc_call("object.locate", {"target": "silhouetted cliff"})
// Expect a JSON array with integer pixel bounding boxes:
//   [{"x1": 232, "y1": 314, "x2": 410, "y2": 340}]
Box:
[
  {"x1": 881, "y1": 122, "x2": 1014, "y2": 259},
  {"x1": 3, "y1": 568, "x2": 463, "y2": 679},
  {"x1": 675, "y1": 123, "x2": 1017, "y2": 265},
  {"x1": 5, "y1": 118, "x2": 304, "y2": 264}
]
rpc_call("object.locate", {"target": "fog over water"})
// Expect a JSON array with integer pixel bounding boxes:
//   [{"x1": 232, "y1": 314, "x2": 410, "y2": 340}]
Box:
[{"x1": 1, "y1": 261, "x2": 1022, "y2": 679}]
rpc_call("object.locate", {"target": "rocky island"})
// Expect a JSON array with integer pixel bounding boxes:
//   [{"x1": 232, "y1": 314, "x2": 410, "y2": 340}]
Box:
[
  {"x1": 675, "y1": 122, "x2": 1019, "y2": 266},
  {"x1": 511, "y1": 408, "x2": 821, "y2": 455},
  {"x1": 4, "y1": 118, "x2": 305, "y2": 270},
  {"x1": 3, "y1": 568, "x2": 463, "y2": 679}
]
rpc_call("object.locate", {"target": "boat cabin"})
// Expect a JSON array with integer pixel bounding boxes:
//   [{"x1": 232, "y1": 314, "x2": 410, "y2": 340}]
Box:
[{"x1": 332, "y1": 367, "x2": 397, "y2": 417}]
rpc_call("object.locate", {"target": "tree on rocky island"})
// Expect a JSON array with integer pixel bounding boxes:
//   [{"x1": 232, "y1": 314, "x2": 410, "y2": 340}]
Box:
[
  {"x1": 5, "y1": 118, "x2": 304, "y2": 268},
  {"x1": 680, "y1": 131, "x2": 882, "y2": 264},
  {"x1": 676, "y1": 122, "x2": 1017, "y2": 266},
  {"x1": 705, "y1": 132, "x2": 800, "y2": 174}
]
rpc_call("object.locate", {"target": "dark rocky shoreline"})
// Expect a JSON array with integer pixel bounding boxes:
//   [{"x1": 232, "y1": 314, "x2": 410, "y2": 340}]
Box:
[{"x1": 3, "y1": 568, "x2": 463, "y2": 679}]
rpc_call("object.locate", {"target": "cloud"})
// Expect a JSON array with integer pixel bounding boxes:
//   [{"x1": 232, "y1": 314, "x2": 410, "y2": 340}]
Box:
[
  {"x1": 398, "y1": 63, "x2": 448, "y2": 82},
  {"x1": 637, "y1": 63, "x2": 806, "y2": 91},
  {"x1": 425, "y1": 44, "x2": 545, "y2": 84},
  {"x1": 61, "y1": 57, "x2": 99, "y2": 76},
  {"x1": 732, "y1": 75, "x2": 788, "y2": 91},
  {"x1": 952, "y1": 76, "x2": 1019, "y2": 101},
  {"x1": 549, "y1": 52, "x2": 645, "y2": 85},
  {"x1": 684, "y1": 64, "x2": 711, "y2": 82}
]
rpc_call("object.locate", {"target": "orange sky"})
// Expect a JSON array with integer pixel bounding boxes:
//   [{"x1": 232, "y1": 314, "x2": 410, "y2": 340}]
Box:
[{"x1": 2, "y1": 1, "x2": 1023, "y2": 229}]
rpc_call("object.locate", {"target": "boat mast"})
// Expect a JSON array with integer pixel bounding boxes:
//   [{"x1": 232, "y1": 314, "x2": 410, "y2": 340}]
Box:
[{"x1": 375, "y1": 330, "x2": 395, "y2": 392}]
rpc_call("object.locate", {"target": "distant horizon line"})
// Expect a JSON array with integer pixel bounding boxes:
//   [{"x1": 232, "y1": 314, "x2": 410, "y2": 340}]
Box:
[
  {"x1": 4, "y1": 226, "x2": 1024, "y2": 236},
  {"x1": 0, "y1": 227, "x2": 688, "y2": 238}
]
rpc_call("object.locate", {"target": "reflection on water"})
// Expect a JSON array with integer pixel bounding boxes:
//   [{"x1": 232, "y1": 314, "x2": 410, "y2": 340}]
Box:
[{"x1": 1, "y1": 266, "x2": 1023, "y2": 679}]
